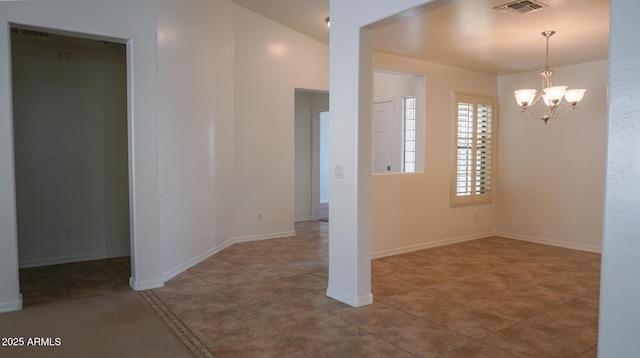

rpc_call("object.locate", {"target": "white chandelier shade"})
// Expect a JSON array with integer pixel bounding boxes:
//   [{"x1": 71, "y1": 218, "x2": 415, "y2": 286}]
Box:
[{"x1": 514, "y1": 31, "x2": 586, "y2": 123}]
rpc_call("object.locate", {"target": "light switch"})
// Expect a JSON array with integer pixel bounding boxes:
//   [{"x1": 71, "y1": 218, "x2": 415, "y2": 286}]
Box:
[{"x1": 335, "y1": 164, "x2": 344, "y2": 179}]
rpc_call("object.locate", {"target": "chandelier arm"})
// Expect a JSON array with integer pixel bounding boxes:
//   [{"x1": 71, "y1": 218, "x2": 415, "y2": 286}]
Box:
[
  {"x1": 520, "y1": 107, "x2": 552, "y2": 121},
  {"x1": 520, "y1": 108, "x2": 542, "y2": 120},
  {"x1": 521, "y1": 103, "x2": 578, "y2": 122},
  {"x1": 545, "y1": 105, "x2": 577, "y2": 119},
  {"x1": 557, "y1": 99, "x2": 578, "y2": 108},
  {"x1": 524, "y1": 75, "x2": 548, "y2": 108}
]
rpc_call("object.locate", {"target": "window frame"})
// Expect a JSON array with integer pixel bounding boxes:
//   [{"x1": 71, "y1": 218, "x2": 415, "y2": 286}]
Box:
[
  {"x1": 451, "y1": 92, "x2": 497, "y2": 207},
  {"x1": 402, "y1": 95, "x2": 417, "y2": 173}
]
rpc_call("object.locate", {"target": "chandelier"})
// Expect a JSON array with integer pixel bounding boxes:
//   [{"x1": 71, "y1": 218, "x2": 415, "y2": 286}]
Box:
[{"x1": 514, "y1": 31, "x2": 586, "y2": 124}]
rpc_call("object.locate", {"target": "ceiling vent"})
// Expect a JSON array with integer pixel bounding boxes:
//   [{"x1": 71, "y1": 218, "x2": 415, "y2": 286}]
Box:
[
  {"x1": 11, "y1": 27, "x2": 50, "y2": 38},
  {"x1": 494, "y1": 0, "x2": 548, "y2": 15}
]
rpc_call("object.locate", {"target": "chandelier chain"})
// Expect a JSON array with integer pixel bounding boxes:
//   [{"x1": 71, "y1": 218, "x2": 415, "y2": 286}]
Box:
[{"x1": 545, "y1": 33, "x2": 550, "y2": 71}]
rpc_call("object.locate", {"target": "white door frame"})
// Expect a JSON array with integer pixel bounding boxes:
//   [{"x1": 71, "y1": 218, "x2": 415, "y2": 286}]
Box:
[
  {"x1": 312, "y1": 106, "x2": 329, "y2": 221},
  {"x1": 0, "y1": 14, "x2": 162, "y2": 312}
]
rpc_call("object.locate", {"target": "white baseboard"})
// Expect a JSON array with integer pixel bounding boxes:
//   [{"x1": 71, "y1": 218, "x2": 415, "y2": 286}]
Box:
[
  {"x1": 371, "y1": 231, "x2": 496, "y2": 259},
  {"x1": 371, "y1": 231, "x2": 602, "y2": 259},
  {"x1": 129, "y1": 277, "x2": 163, "y2": 291},
  {"x1": 495, "y1": 231, "x2": 602, "y2": 253},
  {"x1": 295, "y1": 216, "x2": 313, "y2": 223},
  {"x1": 326, "y1": 287, "x2": 373, "y2": 307},
  {"x1": 0, "y1": 294, "x2": 23, "y2": 313},
  {"x1": 19, "y1": 250, "x2": 131, "y2": 269},
  {"x1": 161, "y1": 237, "x2": 235, "y2": 282},
  {"x1": 234, "y1": 231, "x2": 296, "y2": 244}
]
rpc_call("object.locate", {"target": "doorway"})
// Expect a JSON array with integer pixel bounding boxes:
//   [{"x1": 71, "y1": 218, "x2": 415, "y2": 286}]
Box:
[
  {"x1": 316, "y1": 109, "x2": 330, "y2": 222},
  {"x1": 294, "y1": 90, "x2": 329, "y2": 223},
  {"x1": 11, "y1": 27, "x2": 130, "y2": 305}
]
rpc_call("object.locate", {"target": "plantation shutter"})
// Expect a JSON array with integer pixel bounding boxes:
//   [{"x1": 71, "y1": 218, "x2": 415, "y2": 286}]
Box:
[{"x1": 452, "y1": 93, "x2": 495, "y2": 206}]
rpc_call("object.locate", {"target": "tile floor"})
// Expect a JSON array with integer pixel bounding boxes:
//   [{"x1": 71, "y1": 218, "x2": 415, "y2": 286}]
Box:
[
  {"x1": 154, "y1": 221, "x2": 600, "y2": 357},
  {"x1": 19, "y1": 256, "x2": 130, "y2": 307},
  {"x1": 20, "y1": 221, "x2": 601, "y2": 357}
]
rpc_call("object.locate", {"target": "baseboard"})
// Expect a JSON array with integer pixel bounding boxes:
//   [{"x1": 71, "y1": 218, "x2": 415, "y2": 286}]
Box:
[
  {"x1": 160, "y1": 231, "x2": 295, "y2": 282},
  {"x1": 326, "y1": 287, "x2": 373, "y2": 307},
  {"x1": 130, "y1": 277, "x2": 164, "y2": 291},
  {"x1": 234, "y1": 231, "x2": 296, "y2": 244},
  {"x1": 495, "y1": 231, "x2": 602, "y2": 253},
  {"x1": 161, "y1": 237, "x2": 235, "y2": 282},
  {"x1": 0, "y1": 294, "x2": 23, "y2": 313},
  {"x1": 295, "y1": 216, "x2": 313, "y2": 223},
  {"x1": 371, "y1": 231, "x2": 496, "y2": 259},
  {"x1": 19, "y1": 250, "x2": 131, "y2": 269}
]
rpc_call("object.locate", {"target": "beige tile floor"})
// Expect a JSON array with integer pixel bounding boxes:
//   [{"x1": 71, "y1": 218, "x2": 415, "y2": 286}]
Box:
[{"x1": 20, "y1": 221, "x2": 601, "y2": 357}]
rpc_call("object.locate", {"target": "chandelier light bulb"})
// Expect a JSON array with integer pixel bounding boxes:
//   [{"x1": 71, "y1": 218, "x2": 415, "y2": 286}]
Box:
[
  {"x1": 514, "y1": 89, "x2": 536, "y2": 107},
  {"x1": 543, "y1": 86, "x2": 567, "y2": 102},
  {"x1": 542, "y1": 93, "x2": 550, "y2": 106},
  {"x1": 564, "y1": 89, "x2": 586, "y2": 104}
]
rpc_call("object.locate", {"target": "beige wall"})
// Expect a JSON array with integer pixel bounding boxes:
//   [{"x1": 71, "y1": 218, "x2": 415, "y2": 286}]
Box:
[
  {"x1": 371, "y1": 52, "x2": 498, "y2": 257},
  {"x1": 496, "y1": 60, "x2": 608, "y2": 252}
]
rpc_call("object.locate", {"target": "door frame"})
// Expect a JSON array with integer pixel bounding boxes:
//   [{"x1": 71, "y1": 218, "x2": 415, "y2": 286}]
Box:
[
  {"x1": 0, "y1": 16, "x2": 162, "y2": 312},
  {"x1": 312, "y1": 106, "x2": 329, "y2": 221}
]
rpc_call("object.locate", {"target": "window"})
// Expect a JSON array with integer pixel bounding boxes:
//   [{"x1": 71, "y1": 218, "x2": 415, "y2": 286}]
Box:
[
  {"x1": 451, "y1": 93, "x2": 496, "y2": 206},
  {"x1": 372, "y1": 70, "x2": 425, "y2": 173},
  {"x1": 403, "y1": 96, "x2": 416, "y2": 173}
]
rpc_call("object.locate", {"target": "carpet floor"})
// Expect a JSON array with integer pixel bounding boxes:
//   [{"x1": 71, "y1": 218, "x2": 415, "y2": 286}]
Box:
[{"x1": 0, "y1": 289, "x2": 193, "y2": 357}]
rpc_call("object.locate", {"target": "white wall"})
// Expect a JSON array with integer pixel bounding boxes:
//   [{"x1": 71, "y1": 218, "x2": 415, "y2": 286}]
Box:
[
  {"x1": 370, "y1": 52, "x2": 497, "y2": 257},
  {"x1": 0, "y1": 0, "x2": 160, "y2": 312},
  {"x1": 0, "y1": 0, "x2": 330, "y2": 312},
  {"x1": 598, "y1": 0, "x2": 640, "y2": 355},
  {"x1": 496, "y1": 60, "x2": 608, "y2": 252},
  {"x1": 233, "y1": 5, "x2": 329, "y2": 241},
  {"x1": 12, "y1": 36, "x2": 129, "y2": 268},
  {"x1": 294, "y1": 91, "x2": 329, "y2": 222},
  {"x1": 157, "y1": 0, "x2": 236, "y2": 280}
]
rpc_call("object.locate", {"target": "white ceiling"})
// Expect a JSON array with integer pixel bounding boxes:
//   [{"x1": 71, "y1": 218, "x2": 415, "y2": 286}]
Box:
[{"x1": 232, "y1": 0, "x2": 610, "y2": 75}]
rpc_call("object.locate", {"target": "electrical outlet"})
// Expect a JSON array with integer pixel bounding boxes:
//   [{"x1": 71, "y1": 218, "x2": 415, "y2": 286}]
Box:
[
  {"x1": 257, "y1": 213, "x2": 262, "y2": 222},
  {"x1": 474, "y1": 213, "x2": 479, "y2": 222},
  {"x1": 65, "y1": 227, "x2": 74, "y2": 240}
]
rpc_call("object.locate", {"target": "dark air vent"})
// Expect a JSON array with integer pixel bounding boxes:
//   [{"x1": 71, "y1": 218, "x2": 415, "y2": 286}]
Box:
[
  {"x1": 494, "y1": 0, "x2": 548, "y2": 15},
  {"x1": 11, "y1": 27, "x2": 50, "y2": 38}
]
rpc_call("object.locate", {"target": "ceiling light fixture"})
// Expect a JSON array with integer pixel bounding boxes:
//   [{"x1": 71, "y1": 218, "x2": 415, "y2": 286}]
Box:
[
  {"x1": 514, "y1": 31, "x2": 586, "y2": 124},
  {"x1": 325, "y1": 17, "x2": 330, "y2": 28}
]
